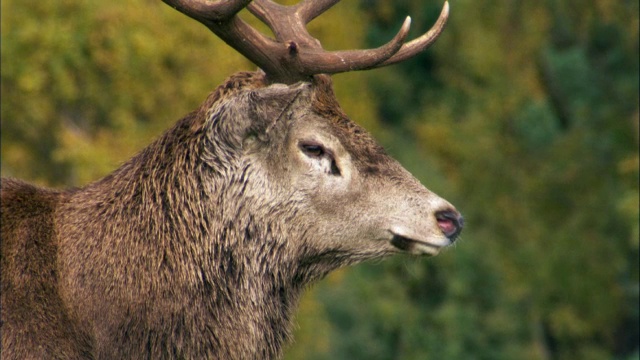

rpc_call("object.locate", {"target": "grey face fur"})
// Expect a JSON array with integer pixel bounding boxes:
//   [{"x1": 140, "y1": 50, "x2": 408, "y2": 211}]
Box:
[
  {"x1": 207, "y1": 75, "x2": 459, "y2": 267},
  {"x1": 239, "y1": 80, "x2": 453, "y2": 260},
  {"x1": 1, "y1": 72, "x2": 462, "y2": 359}
]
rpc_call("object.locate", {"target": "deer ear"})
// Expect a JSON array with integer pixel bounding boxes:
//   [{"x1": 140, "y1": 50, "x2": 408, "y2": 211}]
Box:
[{"x1": 247, "y1": 82, "x2": 311, "y2": 141}]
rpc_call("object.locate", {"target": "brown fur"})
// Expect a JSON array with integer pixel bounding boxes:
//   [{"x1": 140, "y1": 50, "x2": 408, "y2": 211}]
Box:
[{"x1": 2, "y1": 71, "x2": 458, "y2": 359}]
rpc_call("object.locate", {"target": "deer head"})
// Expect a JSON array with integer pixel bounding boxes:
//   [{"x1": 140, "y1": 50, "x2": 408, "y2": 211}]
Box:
[
  {"x1": 159, "y1": 0, "x2": 461, "y2": 264},
  {"x1": 183, "y1": 73, "x2": 461, "y2": 280}
]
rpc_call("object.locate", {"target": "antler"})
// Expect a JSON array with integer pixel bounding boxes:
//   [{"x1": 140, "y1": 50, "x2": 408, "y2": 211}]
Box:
[{"x1": 162, "y1": 0, "x2": 449, "y2": 84}]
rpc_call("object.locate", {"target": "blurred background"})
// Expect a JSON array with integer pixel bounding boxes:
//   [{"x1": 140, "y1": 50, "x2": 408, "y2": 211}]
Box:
[{"x1": 2, "y1": 0, "x2": 638, "y2": 359}]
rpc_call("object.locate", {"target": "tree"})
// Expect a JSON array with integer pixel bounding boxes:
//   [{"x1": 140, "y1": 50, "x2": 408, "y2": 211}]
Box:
[{"x1": 287, "y1": 1, "x2": 639, "y2": 359}]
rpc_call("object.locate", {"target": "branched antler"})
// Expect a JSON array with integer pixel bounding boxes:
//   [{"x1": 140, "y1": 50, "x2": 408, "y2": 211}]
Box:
[{"x1": 162, "y1": 0, "x2": 449, "y2": 84}]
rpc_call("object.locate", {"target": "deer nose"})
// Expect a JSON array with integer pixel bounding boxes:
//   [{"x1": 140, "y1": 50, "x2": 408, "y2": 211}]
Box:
[{"x1": 435, "y1": 209, "x2": 464, "y2": 241}]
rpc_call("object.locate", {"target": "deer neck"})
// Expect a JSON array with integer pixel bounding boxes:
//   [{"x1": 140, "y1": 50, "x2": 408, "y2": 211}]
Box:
[{"x1": 53, "y1": 113, "x2": 304, "y2": 358}]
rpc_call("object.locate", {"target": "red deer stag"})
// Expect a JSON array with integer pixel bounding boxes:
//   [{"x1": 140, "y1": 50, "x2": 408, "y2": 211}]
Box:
[{"x1": 1, "y1": 0, "x2": 462, "y2": 359}]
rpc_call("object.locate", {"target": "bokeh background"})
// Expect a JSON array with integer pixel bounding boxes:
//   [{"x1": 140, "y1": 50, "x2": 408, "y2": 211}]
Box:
[{"x1": 2, "y1": 0, "x2": 638, "y2": 359}]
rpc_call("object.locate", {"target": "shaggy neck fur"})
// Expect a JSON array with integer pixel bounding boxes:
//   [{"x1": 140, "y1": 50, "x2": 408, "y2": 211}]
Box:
[{"x1": 54, "y1": 72, "x2": 348, "y2": 359}]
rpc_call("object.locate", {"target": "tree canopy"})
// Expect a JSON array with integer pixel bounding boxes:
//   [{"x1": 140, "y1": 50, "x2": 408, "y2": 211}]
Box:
[{"x1": 2, "y1": 0, "x2": 638, "y2": 359}]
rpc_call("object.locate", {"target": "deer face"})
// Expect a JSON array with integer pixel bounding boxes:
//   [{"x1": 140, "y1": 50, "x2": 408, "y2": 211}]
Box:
[
  {"x1": 164, "y1": 0, "x2": 456, "y2": 271},
  {"x1": 205, "y1": 75, "x2": 462, "y2": 266}
]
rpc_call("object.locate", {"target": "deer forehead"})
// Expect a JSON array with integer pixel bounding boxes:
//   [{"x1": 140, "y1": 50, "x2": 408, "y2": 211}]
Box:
[{"x1": 200, "y1": 72, "x2": 392, "y2": 172}]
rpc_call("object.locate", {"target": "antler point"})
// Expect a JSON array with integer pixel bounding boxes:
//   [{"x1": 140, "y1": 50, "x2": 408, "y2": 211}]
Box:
[
  {"x1": 442, "y1": 1, "x2": 450, "y2": 18},
  {"x1": 403, "y1": 16, "x2": 412, "y2": 31}
]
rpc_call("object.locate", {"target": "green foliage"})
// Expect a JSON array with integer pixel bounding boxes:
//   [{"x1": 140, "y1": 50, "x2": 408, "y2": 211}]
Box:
[
  {"x1": 286, "y1": 1, "x2": 638, "y2": 359},
  {"x1": 2, "y1": 0, "x2": 638, "y2": 359},
  {"x1": 1, "y1": 0, "x2": 376, "y2": 186},
  {"x1": 2, "y1": 0, "x2": 243, "y2": 184}
]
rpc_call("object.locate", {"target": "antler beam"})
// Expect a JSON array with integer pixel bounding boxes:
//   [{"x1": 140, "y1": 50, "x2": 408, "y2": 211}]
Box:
[
  {"x1": 163, "y1": 0, "x2": 253, "y2": 21},
  {"x1": 162, "y1": 0, "x2": 450, "y2": 83}
]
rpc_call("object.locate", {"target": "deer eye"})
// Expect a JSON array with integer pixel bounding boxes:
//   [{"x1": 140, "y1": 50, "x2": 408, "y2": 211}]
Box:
[
  {"x1": 299, "y1": 142, "x2": 325, "y2": 158},
  {"x1": 298, "y1": 141, "x2": 341, "y2": 176}
]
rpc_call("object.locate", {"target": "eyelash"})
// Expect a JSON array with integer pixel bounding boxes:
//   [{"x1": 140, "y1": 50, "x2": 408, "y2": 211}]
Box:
[
  {"x1": 299, "y1": 142, "x2": 341, "y2": 176},
  {"x1": 300, "y1": 143, "x2": 325, "y2": 158}
]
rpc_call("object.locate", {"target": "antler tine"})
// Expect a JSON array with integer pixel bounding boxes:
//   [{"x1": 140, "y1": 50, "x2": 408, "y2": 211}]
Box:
[
  {"x1": 162, "y1": 0, "x2": 252, "y2": 23},
  {"x1": 372, "y1": 1, "x2": 450, "y2": 68},
  {"x1": 295, "y1": 0, "x2": 341, "y2": 24},
  {"x1": 243, "y1": 0, "x2": 448, "y2": 79},
  {"x1": 247, "y1": 0, "x2": 295, "y2": 42},
  {"x1": 247, "y1": 0, "x2": 340, "y2": 37},
  {"x1": 295, "y1": 17, "x2": 412, "y2": 75}
]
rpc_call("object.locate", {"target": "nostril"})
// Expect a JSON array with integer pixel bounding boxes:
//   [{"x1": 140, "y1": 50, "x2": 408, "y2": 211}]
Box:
[{"x1": 435, "y1": 210, "x2": 463, "y2": 241}]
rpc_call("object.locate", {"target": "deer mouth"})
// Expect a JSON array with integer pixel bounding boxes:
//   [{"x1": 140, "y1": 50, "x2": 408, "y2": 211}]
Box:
[{"x1": 390, "y1": 233, "x2": 447, "y2": 256}]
